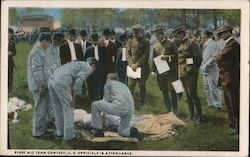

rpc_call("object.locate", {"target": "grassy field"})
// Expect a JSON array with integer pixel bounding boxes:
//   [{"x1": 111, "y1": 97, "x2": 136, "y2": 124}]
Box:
[{"x1": 8, "y1": 41, "x2": 239, "y2": 151}]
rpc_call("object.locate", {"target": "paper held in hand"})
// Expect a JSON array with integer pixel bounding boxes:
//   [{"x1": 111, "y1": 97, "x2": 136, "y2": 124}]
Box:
[
  {"x1": 122, "y1": 48, "x2": 127, "y2": 61},
  {"x1": 186, "y1": 58, "x2": 194, "y2": 65},
  {"x1": 153, "y1": 55, "x2": 170, "y2": 74},
  {"x1": 171, "y1": 80, "x2": 184, "y2": 94},
  {"x1": 127, "y1": 66, "x2": 141, "y2": 79}
]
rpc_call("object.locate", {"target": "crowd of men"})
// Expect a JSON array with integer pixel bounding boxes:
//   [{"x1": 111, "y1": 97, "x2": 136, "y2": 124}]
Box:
[{"x1": 8, "y1": 23, "x2": 240, "y2": 141}]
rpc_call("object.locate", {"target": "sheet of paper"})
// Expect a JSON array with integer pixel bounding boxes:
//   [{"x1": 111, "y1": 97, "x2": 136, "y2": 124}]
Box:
[
  {"x1": 171, "y1": 80, "x2": 184, "y2": 94},
  {"x1": 127, "y1": 66, "x2": 141, "y2": 79},
  {"x1": 186, "y1": 58, "x2": 194, "y2": 65},
  {"x1": 122, "y1": 48, "x2": 127, "y2": 61},
  {"x1": 112, "y1": 56, "x2": 115, "y2": 62},
  {"x1": 153, "y1": 55, "x2": 170, "y2": 74}
]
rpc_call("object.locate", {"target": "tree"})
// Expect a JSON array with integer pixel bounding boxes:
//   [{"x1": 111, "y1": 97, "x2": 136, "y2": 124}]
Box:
[{"x1": 9, "y1": 8, "x2": 18, "y2": 25}]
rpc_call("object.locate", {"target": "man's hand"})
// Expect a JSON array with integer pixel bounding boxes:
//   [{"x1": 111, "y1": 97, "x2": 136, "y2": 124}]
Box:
[
  {"x1": 161, "y1": 55, "x2": 171, "y2": 62},
  {"x1": 131, "y1": 63, "x2": 139, "y2": 71},
  {"x1": 39, "y1": 84, "x2": 46, "y2": 97}
]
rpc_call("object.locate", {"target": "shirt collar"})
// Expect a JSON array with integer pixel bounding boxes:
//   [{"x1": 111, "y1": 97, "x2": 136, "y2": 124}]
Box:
[
  {"x1": 225, "y1": 36, "x2": 233, "y2": 44},
  {"x1": 67, "y1": 40, "x2": 74, "y2": 45},
  {"x1": 160, "y1": 38, "x2": 166, "y2": 43},
  {"x1": 204, "y1": 38, "x2": 212, "y2": 47},
  {"x1": 182, "y1": 36, "x2": 188, "y2": 43}
]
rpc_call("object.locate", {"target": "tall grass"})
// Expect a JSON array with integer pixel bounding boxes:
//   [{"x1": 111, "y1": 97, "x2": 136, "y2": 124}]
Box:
[{"x1": 8, "y1": 42, "x2": 239, "y2": 150}]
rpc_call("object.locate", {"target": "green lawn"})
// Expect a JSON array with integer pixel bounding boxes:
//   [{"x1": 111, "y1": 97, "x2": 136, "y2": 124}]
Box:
[{"x1": 8, "y1": 41, "x2": 239, "y2": 151}]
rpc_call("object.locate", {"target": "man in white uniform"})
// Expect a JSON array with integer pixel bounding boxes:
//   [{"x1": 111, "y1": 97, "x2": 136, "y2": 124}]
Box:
[{"x1": 90, "y1": 73, "x2": 141, "y2": 140}]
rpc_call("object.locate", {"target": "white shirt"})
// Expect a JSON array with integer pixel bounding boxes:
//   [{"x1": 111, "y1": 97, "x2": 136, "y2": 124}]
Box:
[
  {"x1": 104, "y1": 39, "x2": 109, "y2": 47},
  {"x1": 122, "y1": 47, "x2": 127, "y2": 61},
  {"x1": 80, "y1": 39, "x2": 87, "y2": 56},
  {"x1": 67, "y1": 40, "x2": 77, "y2": 61},
  {"x1": 225, "y1": 36, "x2": 233, "y2": 44},
  {"x1": 93, "y1": 45, "x2": 99, "y2": 61}
]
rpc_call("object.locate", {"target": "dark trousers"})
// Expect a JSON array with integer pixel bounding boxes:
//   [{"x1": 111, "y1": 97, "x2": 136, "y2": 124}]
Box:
[
  {"x1": 88, "y1": 86, "x2": 103, "y2": 102},
  {"x1": 182, "y1": 71, "x2": 202, "y2": 119},
  {"x1": 8, "y1": 65, "x2": 14, "y2": 92},
  {"x1": 157, "y1": 73, "x2": 177, "y2": 113},
  {"x1": 223, "y1": 83, "x2": 239, "y2": 133}
]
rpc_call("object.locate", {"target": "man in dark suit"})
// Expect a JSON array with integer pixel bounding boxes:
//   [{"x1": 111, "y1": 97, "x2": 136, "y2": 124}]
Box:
[
  {"x1": 8, "y1": 28, "x2": 16, "y2": 93},
  {"x1": 59, "y1": 28, "x2": 84, "y2": 65},
  {"x1": 76, "y1": 29, "x2": 92, "y2": 59},
  {"x1": 110, "y1": 29, "x2": 122, "y2": 48},
  {"x1": 215, "y1": 25, "x2": 240, "y2": 135},
  {"x1": 100, "y1": 28, "x2": 118, "y2": 75},
  {"x1": 85, "y1": 34, "x2": 106, "y2": 102},
  {"x1": 116, "y1": 34, "x2": 128, "y2": 85}
]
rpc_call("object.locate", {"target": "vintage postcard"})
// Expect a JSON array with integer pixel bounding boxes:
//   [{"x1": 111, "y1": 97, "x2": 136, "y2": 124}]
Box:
[{"x1": 1, "y1": 0, "x2": 249, "y2": 156}]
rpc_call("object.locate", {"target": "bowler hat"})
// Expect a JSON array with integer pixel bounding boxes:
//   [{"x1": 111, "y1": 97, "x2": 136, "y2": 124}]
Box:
[
  {"x1": 216, "y1": 25, "x2": 232, "y2": 34},
  {"x1": 68, "y1": 28, "x2": 76, "y2": 36},
  {"x1": 173, "y1": 27, "x2": 185, "y2": 35},
  {"x1": 91, "y1": 33, "x2": 99, "y2": 41},
  {"x1": 53, "y1": 32, "x2": 64, "y2": 40},
  {"x1": 103, "y1": 28, "x2": 111, "y2": 36},
  {"x1": 9, "y1": 28, "x2": 14, "y2": 35},
  {"x1": 119, "y1": 34, "x2": 127, "y2": 42},
  {"x1": 110, "y1": 29, "x2": 116, "y2": 35},
  {"x1": 39, "y1": 32, "x2": 51, "y2": 42},
  {"x1": 86, "y1": 57, "x2": 97, "y2": 65},
  {"x1": 80, "y1": 29, "x2": 88, "y2": 36}
]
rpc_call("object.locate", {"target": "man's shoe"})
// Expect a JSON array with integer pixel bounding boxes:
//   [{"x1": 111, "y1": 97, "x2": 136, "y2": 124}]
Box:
[
  {"x1": 130, "y1": 127, "x2": 143, "y2": 142},
  {"x1": 55, "y1": 135, "x2": 63, "y2": 140}
]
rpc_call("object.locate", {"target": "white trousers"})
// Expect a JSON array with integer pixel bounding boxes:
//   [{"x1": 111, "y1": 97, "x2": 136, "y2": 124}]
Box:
[
  {"x1": 203, "y1": 71, "x2": 222, "y2": 108},
  {"x1": 48, "y1": 80, "x2": 75, "y2": 140},
  {"x1": 32, "y1": 91, "x2": 49, "y2": 136},
  {"x1": 91, "y1": 100, "x2": 133, "y2": 137}
]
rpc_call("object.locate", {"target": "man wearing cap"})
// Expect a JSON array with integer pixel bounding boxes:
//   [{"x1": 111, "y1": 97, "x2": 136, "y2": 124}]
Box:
[
  {"x1": 48, "y1": 60, "x2": 95, "y2": 141},
  {"x1": 46, "y1": 32, "x2": 64, "y2": 123},
  {"x1": 116, "y1": 33, "x2": 128, "y2": 85},
  {"x1": 100, "y1": 28, "x2": 118, "y2": 75},
  {"x1": 173, "y1": 27, "x2": 203, "y2": 126},
  {"x1": 76, "y1": 29, "x2": 92, "y2": 58},
  {"x1": 59, "y1": 28, "x2": 84, "y2": 65},
  {"x1": 90, "y1": 73, "x2": 141, "y2": 140},
  {"x1": 152, "y1": 26, "x2": 178, "y2": 114},
  {"x1": 126, "y1": 24, "x2": 150, "y2": 110},
  {"x1": 85, "y1": 34, "x2": 106, "y2": 101},
  {"x1": 27, "y1": 32, "x2": 53, "y2": 138},
  {"x1": 48, "y1": 33, "x2": 64, "y2": 73},
  {"x1": 8, "y1": 28, "x2": 16, "y2": 93},
  {"x1": 200, "y1": 30, "x2": 222, "y2": 112},
  {"x1": 215, "y1": 25, "x2": 240, "y2": 135}
]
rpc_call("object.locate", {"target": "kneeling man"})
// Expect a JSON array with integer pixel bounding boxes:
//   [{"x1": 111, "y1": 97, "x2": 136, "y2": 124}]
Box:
[{"x1": 91, "y1": 73, "x2": 141, "y2": 139}]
